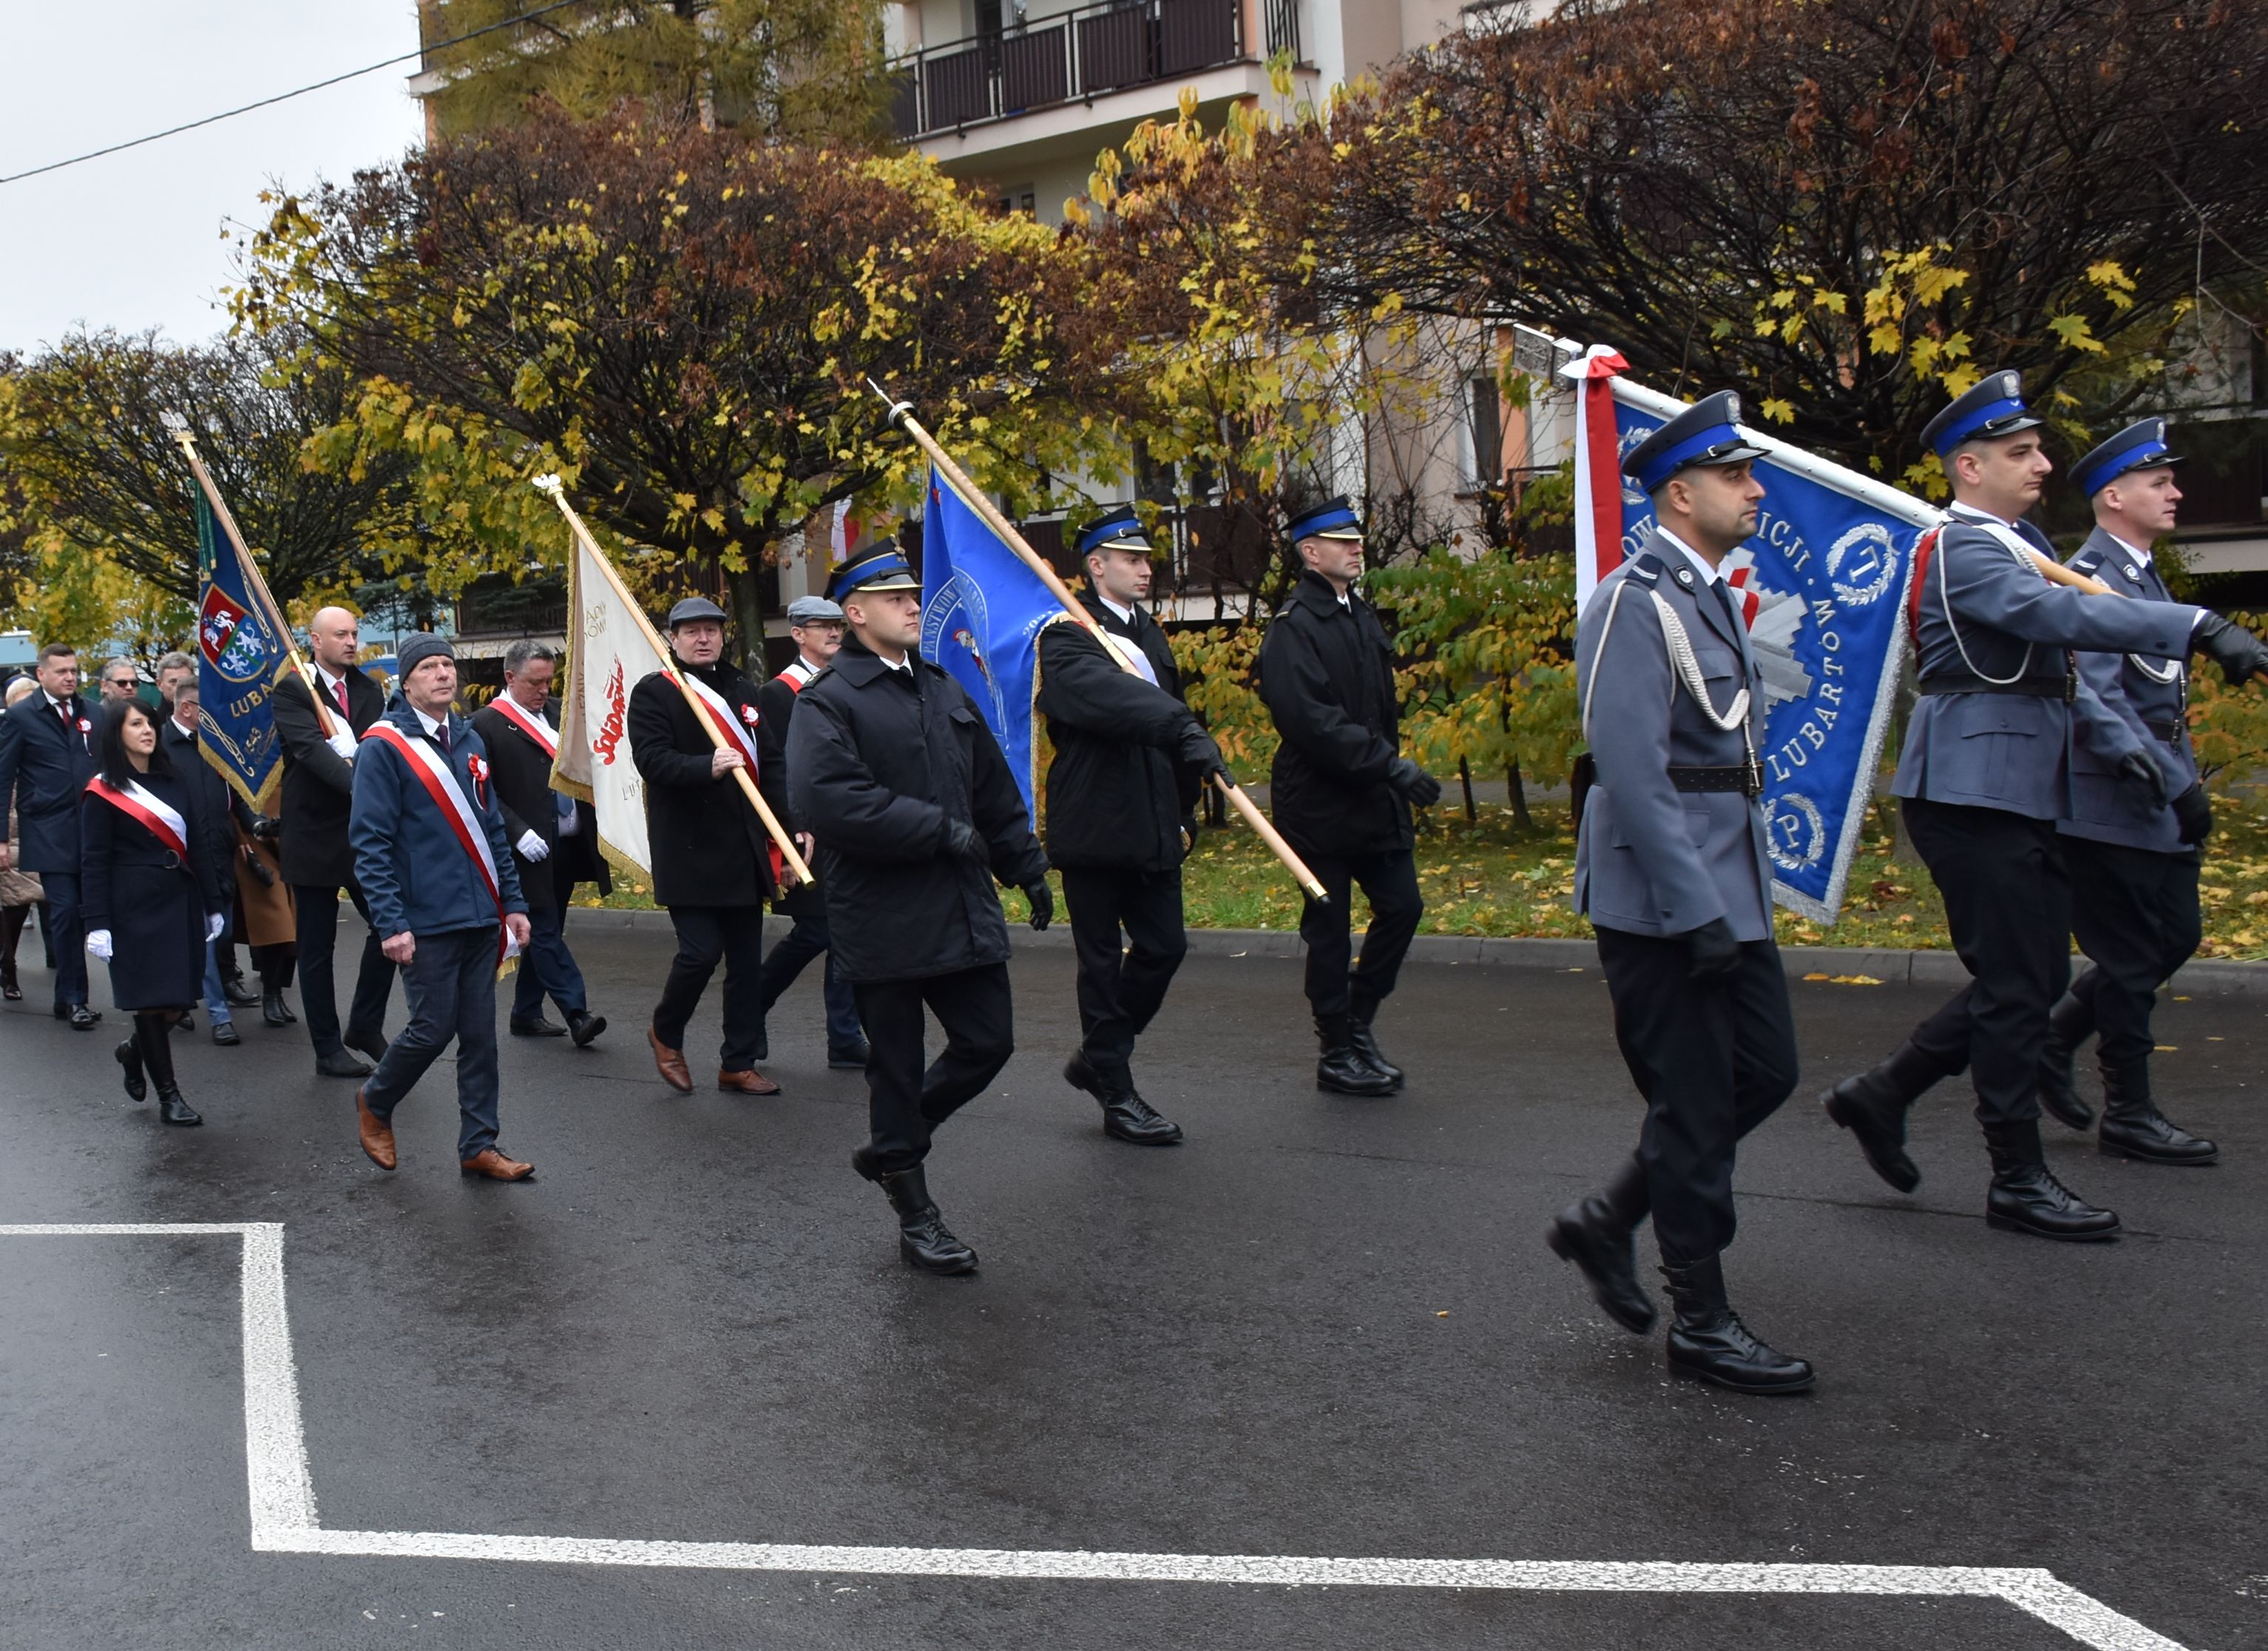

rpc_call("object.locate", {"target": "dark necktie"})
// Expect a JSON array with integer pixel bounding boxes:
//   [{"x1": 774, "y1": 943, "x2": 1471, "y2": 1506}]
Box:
[{"x1": 436, "y1": 720, "x2": 450, "y2": 757}]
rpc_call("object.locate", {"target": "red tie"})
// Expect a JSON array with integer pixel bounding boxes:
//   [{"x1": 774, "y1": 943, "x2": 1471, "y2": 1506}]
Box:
[{"x1": 332, "y1": 679, "x2": 348, "y2": 716}]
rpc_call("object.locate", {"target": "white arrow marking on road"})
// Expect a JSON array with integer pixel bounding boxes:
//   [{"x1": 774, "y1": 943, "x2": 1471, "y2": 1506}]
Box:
[{"x1": 0, "y1": 1223, "x2": 2193, "y2": 1651}]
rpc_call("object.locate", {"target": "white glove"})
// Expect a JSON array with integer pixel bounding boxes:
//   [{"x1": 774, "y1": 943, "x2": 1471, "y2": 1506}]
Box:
[
  {"x1": 86, "y1": 929, "x2": 114, "y2": 961},
  {"x1": 206, "y1": 913, "x2": 226, "y2": 943},
  {"x1": 327, "y1": 729, "x2": 358, "y2": 762},
  {"x1": 515, "y1": 830, "x2": 550, "y2": 861}
]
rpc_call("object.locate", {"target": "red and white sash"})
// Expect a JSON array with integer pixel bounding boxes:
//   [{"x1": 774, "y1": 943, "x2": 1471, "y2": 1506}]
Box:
[
  {"x1": 487, "y1": 692, "x2": 558, "y2": 758},
  {"x1": 363, "y1": 722, "x2": 516, "y2": 961},
  {"x1": 681, "y1": 670, "x2": 760, "y2": 771},
  {"x1": 86, "y1": 777, "x2": 191, "y2": 862}
]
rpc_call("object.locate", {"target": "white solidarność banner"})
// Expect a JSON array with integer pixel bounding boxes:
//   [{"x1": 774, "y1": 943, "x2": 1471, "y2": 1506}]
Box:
[{"x1": 553, "y1": 528, "x2": 662, "y2": 875}]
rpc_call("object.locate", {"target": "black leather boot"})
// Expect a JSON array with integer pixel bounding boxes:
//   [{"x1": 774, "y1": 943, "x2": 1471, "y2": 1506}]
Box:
[
  {"x1": 139, "y1": 1017, "x2": 201, "y2": 1128},
  {"x1": 116, "y1": 1037, "x2": 146, "y2": 1102},
  {"x1": 1660, "y1": 1252, "x2": 1812, "y2": 1394},
  {"x1": 1345, "y1": 988, "x2": 1404, "y2": 1089},
  {"x1": 1545, "y1": 1156, "x2": 1655, "y2": 1334},
  {"x1": 2097, "y1": 1064, "x2": 2216, "y2": 1167},
  {"x1": 853, "y1": 1148, "x2": 976, "y2": 1274},
  {"x1": 1316, "y1": 1014, "x2": 1397, "y2": 1097},
  {"x1": 1819, "y1": 1042, "x2": 1944, "y2": 1193},
  {"x1": 262, "y1": 990, "x2": 293, "y2": 1027},
  {"x1": 2035, "y1": 990, "x2": 2096, "y2": 1131},
  {"x1": 1984, "y1": 1120, "x2": 2117, "y2": 1240},
  {"x1": 1064, "y1": 1051, "x2": 1183, "y2": 1145}
]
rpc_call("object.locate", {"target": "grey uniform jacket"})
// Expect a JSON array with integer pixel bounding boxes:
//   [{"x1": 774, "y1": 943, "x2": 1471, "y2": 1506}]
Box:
[
  {"x1": 2059, "y1": 528, "x2": 2195, "y2": 854},
  {"x1": 1890, "y1": 504, "x2": 2197, "y2": 821},
  {"x1": 1574, "y1": 535, "x2": 1775, "y2": 943}
]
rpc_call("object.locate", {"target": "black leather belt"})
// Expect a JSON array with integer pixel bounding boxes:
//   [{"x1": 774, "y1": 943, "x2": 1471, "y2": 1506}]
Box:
[
  {"x1": 1915, "y1": 674, "x2": 2074, "y2": 702},
  {"x1": 1669, "y1": 764, "x2": 1762, "y2": 796},
  {"x1": 2144, "y1": 718, "x2": 2185, "y2": 746}
]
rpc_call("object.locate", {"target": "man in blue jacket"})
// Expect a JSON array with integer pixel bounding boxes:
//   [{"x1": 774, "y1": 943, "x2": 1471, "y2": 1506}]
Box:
[
  {"x1": 348, "y1": 634, "x2": 534, "y2": 1181},
  {"x1": 0, "y1": 643, "x2": 102, "y2": 1027},
  {"x1": 1821, "y1": 375, "x2": 2267, "y2": 1241}
]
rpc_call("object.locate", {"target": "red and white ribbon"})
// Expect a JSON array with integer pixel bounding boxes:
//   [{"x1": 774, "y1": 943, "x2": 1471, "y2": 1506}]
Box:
[
  {"x1": 363, "y1": 722, "x2": 515, "y2": 962},
  {"x1": 680, "y1": 671, "x2": 759, "y2": 773},
  {"x1": 86, "y1": 776, "x2": 191, "y2": 861},
  {"x1": 487, "y1": 693, "x2": 558, "y2": 758}
]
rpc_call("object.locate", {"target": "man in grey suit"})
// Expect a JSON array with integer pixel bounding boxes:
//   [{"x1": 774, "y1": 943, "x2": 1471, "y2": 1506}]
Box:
[
  {"x1": 1821, "y1": 374, "x2": 2267, "y2": 1241},
  {"x1": 2035, "y1": 421, "x2": 2218, "y2": 1165},
  {"x1": 1549, "y1": 391, "x2": 1810, "y2": 1395}
]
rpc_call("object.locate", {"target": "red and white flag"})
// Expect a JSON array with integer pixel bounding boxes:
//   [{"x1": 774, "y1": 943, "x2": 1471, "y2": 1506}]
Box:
[
  {"x1": 1565, "y1": 344, "x2": 1631, "y2": 614},
  {"x1": 555, "y1": 529, "x2": 665, "y2": 875}
]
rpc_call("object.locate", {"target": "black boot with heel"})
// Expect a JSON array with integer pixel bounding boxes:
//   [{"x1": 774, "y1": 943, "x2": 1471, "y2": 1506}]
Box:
[{"x1": 138, "y1": 1014, "x2": 201, "y2": 1128}]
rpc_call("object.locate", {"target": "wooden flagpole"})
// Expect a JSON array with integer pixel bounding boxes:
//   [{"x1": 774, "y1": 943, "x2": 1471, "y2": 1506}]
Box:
[
  {"x1": 532, "y1": 476, "x2": 814, "y2": 888},
  {"x1": 867, "y1": 382, "x2": 1327, "y2": 903},
  {"x1": 160, "y1": 413, "x2": 342, "y2": 740}
]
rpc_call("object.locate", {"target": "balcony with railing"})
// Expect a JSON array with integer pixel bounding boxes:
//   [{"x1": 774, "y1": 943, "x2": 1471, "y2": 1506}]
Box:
[{"x1": 889, "y1": 0, "x2": 1300, "y2": 142}]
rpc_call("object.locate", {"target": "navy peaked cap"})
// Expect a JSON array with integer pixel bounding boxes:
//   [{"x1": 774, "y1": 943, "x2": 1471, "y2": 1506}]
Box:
[
  {"x1": 2071, "y1": 418, "x2": 2183, "y2": 498},
  {"x1": 1077, "y1": 505, "x2": 1152, "y2": 559},
  {"x1": 826, "y1": 538, "x2": 920, "y2": 600},
  {"x1": 1622, "y1": 390, "x2": 1766, "y2": 493},
  {"x1": 1287, "y1": 495, "x2": 1363, "y2": 542},
  {"x1": 1921, "y1": 370, "x2": 2042, "y2": 458}
]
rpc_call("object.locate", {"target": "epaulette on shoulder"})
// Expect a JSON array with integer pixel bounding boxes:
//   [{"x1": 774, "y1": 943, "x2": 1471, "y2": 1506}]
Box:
[
  {"x1": 2068, "y1": 549, "x2": 2105, "y2": 577},
  {"x1": 1623, "y1": 555, "x2": 1663, "y2": 585}
]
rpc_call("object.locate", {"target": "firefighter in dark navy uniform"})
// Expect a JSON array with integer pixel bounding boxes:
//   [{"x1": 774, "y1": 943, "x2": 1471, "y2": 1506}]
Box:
[
  {"x1": 1820, "y1": 374, "x2": 2267, "y2": 1242},
  {"x1": 1037, "y1": 505, "x2": 1229, "y2": 1145},
  {"x1": 2035, "y1": 420, "x2": 2221, "y2": 1164},
  {"x1": 787, "y1": 542, "x2": 1052, "y2": 1275},
  {"x1": 1551, "y1": 390, "x2": 1810, "y2": 1394}
]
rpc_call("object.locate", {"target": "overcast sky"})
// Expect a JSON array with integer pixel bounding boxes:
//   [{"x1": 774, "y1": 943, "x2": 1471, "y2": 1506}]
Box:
[{"x1": 0, "y1": 4, "x2": 428, "y2": 356}]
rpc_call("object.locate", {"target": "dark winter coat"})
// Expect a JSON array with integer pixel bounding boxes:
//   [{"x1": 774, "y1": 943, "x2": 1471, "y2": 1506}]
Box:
[
  {"x1": 161, "y1": 719, "x2": 256, "y2": 929},
  {"x1": 786, "y1": 637, "x2": 1049, "y2": 984},
  {"x1": 272, "y1": 665, "x2": 385, "y2": 886},
  {"x1": 470, "y1": 694, "x2": 569, "y2": 911},
  {"x1": 627, "y1": 659, "x2": 776, "y2": 910},
  {"x1": 0, "y1": 689, "x2": 100, "y2": 873},
  {"x1": 1257, "y1": 569, "x2": 1414, "y2": 859},
  {"x1": 755, "y1": 661, "x2": 824, "y2": 919},
  {"x1": 348, "y1": 698, "x2": 527, "y2": 940},
  {"x1": 1037, "y1": 593, "x2": 1202, "y2": 872},
  {"x1": 79, "y1": 765, "x2": 229, "y2": 1010}
]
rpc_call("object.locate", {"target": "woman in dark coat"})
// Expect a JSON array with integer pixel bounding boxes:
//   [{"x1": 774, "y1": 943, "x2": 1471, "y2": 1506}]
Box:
[{"x1": 81, "y1": 699, "x2": 228, "y2": 1125}]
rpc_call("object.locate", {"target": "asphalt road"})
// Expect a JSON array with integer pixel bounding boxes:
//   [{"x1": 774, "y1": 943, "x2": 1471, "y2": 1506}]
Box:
[{"x1": 1, "y1": 925, "x2": 2263, "y2": 1650}]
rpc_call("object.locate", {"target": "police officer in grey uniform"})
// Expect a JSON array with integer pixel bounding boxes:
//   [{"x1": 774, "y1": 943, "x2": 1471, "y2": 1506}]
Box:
[
  {"x1": 1550, "y1": 391, "x2": 1810, "y2": 1394},
  {"x1": 1821, "y1": 375, "x2": 2267, "y2": 1241},
  {"x1": 2035, "y1": 421, "x2": 2218, "y2": 1164}
]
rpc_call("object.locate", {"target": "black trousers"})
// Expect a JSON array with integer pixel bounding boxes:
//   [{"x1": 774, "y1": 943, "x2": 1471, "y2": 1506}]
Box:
[
  {"x1": 1594, "y1": 926, "x2": 1799, "y2": 1264},
  {"x1": 852, "y1": 963, "x2": 1014, "y2": 1173},
  {"x1": 292, "y1": 878, "x2": 396, "y2": 1058},
  {"x1": 1298, "y1": 848, "x2": 1424, "y2": 1019},
  {"x1": 2062, "y1": 836, "x2": 2203, "y2": 1085},
  {"x1": 1900, "y1": 799, "x2": 2072, "y2": 1128},
  {"x1": 654, "y1": 905, "x2": 766, "y2": 1072},
  {"x1": 1060, "y1": 864, "x2": 1188, "y2": 1080}
]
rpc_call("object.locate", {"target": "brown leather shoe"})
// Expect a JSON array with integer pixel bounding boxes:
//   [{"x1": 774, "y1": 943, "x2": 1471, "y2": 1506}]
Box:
[
  {"x1": 648, "y1": 1027, "x2": 693, "y2": 1093},
  {"x1": 717, "y1": 1067, "x2": 782, "y2": 1096},
  {"x1": 460, "y1": 1147, "x2": 534, "y2": 1181},
  {"x1": 355, "y1": 1086, "x2": 396, "y2": 1171}
]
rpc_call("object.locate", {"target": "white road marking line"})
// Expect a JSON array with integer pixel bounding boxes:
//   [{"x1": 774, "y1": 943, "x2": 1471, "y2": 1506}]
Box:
[{"x1": 0, "y1": 1222, "x2": 2193, "y2": 1651}]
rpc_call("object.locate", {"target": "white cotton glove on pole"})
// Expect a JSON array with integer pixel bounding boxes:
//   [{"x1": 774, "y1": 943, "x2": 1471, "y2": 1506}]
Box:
[
  {"x1": 206, "y1": 913, "x2": 226, "y2": 942},
  {"x1": 86, "y1": 929, "x2": 113, "y2": 960},
  {"x1": 328, "y1": 729, "x2": 358, "y2": 762},
  {"x1": 515, "y1": 830, "x2": 549, "y2": 861}
]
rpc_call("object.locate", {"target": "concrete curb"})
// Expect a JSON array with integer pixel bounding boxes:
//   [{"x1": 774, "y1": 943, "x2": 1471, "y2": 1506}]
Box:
[{"x1": 568, "y1": 905, "x2": 2268, "y2": 994}]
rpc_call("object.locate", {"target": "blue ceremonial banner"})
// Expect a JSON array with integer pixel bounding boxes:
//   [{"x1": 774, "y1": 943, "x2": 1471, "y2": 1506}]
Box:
[
  {"x1": 1604, "y1": 393, "x2": 1923, "y2": 922},
  {"x1": 918, "y1": 465, "x2": 1060, "y2": 815},
  {"x1": 194, "y1": 491, "x2": 288, "y2": 810}
]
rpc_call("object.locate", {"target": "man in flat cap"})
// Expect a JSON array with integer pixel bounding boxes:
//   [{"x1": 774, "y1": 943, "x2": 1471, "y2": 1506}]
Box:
[
  {"x1": 2032, "y1": 421, "x2": 2218, "y2": 1165},
  {"x1": 1552, "y1": 390, "x2": 1810, "y2": 1394},
  {"x1": 348, "y1": 633, "x2": 535, "y2": 1181},
  {"x1": 1037, "y1": 504, "x2": 1230, "y2": 1145},
  {"x1": 788, "y1": 541, "x2": 1052, "y2": 1275},
  {"x1": 629, "y1": 594, "x2": 782, "y2": 1098},
  {"x1": 751, "y1": 593, "x2": 866, "y2": 1069},
  {"x1": 1259, "y1": 495, "x2": 1438, "y2": 1098},
  {"x1": 1821, "y1": 374, "x2": 2267, "y2": 1243}
]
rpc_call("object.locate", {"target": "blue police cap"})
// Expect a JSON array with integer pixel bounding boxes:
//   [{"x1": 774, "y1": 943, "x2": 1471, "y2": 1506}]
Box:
[
  {"x1": 1076, "y1": 505, "x2": 1152, "y2": 559},
  {"x1": 1622, "y1": 390, "x2": 1767, "y2": 495},
  {"x1": 1920, "y1": 370, "x2": 2042, "y2": 458},
  {"x1": 825, "y1": 538, "x2": 920, "y2": 602},
  {"x1": 2071, "y1": 418, "x2": 2183, "y2": 499},
  {"x1": 1287, "y1": 495, "x2": 1364, "y2": 542}
]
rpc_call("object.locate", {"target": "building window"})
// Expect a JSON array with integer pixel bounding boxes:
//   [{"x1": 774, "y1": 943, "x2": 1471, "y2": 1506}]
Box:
[{"x1": 1467, "y1": 376, "x2": 1503, "y2": 488}]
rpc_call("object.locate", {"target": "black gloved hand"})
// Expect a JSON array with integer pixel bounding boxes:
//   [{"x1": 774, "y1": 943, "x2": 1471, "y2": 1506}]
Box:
[
  {"x1": 2193, "y1": 612, "x2": 2268, "y2": 685},
  {"x1": 944, "y1": 818, "x2": 988, "y2": 864},
  {"x1": 1685, "y1": 917, "x2": 1741, "y2": 982},
  {"x1": 248, "y1": 816, "x2": 282, "y2": 842},
  {"x1": 2171, "y1": 782, "x2": 2214, "y2": 846},
  {"x1": 1177, "y1": 722, "x2": 1232, "y2": 786},
  {"x1": 2116, "y1": 749, "x2": 2170, "y2": 809},
  {"x1": 1021, "y1": 878, "x2": 1054, "y2": 932},
  {"x1": 1387, "y1": 758, "x2": 1443, "y2": 807}
]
